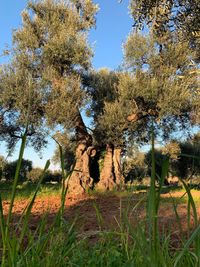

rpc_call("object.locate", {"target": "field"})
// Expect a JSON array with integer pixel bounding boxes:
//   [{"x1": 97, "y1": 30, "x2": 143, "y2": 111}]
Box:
[
  {"x1": 1, "y1": 183, "x2": 199, "y2": 234},
  {"x1": 1, "y1": 182, "x2": 200, "y2": 266}
]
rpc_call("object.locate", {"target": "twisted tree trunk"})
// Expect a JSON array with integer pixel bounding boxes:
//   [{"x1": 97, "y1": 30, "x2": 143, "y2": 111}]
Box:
[
  {"x1": 113, "y1": 147, "x2": 124, "y2": 188},
  {"x1": 65, "y1": 111, "x2": 96, "y2": 194}
]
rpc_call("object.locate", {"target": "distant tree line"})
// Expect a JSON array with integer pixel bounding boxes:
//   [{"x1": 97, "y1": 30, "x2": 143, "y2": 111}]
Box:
[
  {"x1": 123, "y1": 134, "x2": 200, "y2": 184},
  {"x1": 0, "y1": 157, "x2": 61, "y2": 183}
]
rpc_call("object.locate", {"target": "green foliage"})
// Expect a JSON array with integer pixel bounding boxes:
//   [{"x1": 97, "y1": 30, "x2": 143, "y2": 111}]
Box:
[
  {"x1": 129, "y1": 0, "x2": 200, "y2": 61},
  {"x1": 87, "y1": 68, "x2": 148, "y2": 147},
  {"x1": 145, "y1": 148, "x2": 168, "y2": 184},
  {"x1": 123, "y1": 31, "x2": 199, "y2": 141},
  {"x1": 172, "y1": 140, "x2": 200, "y2": 179},
  {"x1": 4, "y1": 159, "x2": 32, "y2": 182},
  {"x1": 86, "y1": 68, "x2": 125, "y2": 146},
  {"x1": 124, "y1": 31, "x2": 198, "y2": 116},
  {"x1": 123, "y1": 150, "x2": 147, "y2": 182},
  {"x1": 27, "y1": 168, "x2": 62, "y2": 183},
  {"x1": 86, "y1": 30, "x2": 199, "y2": 152},
  {"x1": 0, "y1": 65, "x2": 47, "y2": 151},
  {"x1": 52, "y1": 131, "x2": 75, "y2": 172}
]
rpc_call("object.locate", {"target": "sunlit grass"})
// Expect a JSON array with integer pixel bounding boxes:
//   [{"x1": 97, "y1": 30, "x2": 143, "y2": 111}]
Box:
[{"x1": 0, "y1": 182, "x2": 61, "y2": 201}]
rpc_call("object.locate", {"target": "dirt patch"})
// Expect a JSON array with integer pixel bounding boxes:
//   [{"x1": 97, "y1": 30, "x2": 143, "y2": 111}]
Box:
[{"x1": 2, "y1": 190, "x2": 200, "y2": 246}]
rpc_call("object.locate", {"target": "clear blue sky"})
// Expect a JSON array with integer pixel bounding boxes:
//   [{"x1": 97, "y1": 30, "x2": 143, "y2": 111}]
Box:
[{"x1": 0, "y1": 0, "x2": 132, "y2": 169}]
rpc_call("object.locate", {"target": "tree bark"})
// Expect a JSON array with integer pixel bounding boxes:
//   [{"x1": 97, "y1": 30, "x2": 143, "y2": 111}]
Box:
[
  {"x1": 96, "y1": 144, "x2": 115, "y2": 191},
  {"x1": 66, "y1": 144, "x2": 96, "y2": 194},
  {"x1": 65, "y1": 110, "x2": 95, "y2": 194},
  {"x1": 113, "y1": 148, "x2": 124, "y2": 188}
]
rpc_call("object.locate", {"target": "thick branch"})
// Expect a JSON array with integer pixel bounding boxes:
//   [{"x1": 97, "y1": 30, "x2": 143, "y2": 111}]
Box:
[{"x1": 75, "y1": 110, "x2": 92, "y2": 145}]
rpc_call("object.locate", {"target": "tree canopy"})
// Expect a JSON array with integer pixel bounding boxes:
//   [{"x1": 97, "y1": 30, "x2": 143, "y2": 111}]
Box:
[
  {"x1": 129, "y1": 0, "x2": 200, "y2": 61},
  {"x1": 0, "y1": 0, "x2": 98, "y2": 152}
]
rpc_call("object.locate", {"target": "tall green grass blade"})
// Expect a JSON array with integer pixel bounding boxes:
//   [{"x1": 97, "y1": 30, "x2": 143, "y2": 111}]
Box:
[
  {"x1": 169, "y1": 192, "x2": 184, "y2": 240},
  {"x1": 59, "y1": 143, "x2": 67, "y2": 224},
  {"x1": 179, "y1": 178, "x2": 200, "y2": 265},
  {"x1": 174, "y1": 224, "x2": 200, "y2": 267},
  {"x1": 16, "y1": 160, "x2": 50, "y2": 252},
  {"x1": 179, "y1": 179, "x2": 198, "y2": 227},
  {"x1": 187, "y1": 197, "x2": 191, "y2": 237},
  {"x1": 156, "y1": 157, "x2": 169, "y2": 213},
  {"x1": 93, "y1": 201, "x2": 104, "y2": 230},
  {"x1": 2, "y1": 132, "x2": 27, "y2": 267},
  {"x1": 147, "y1": 125, "x2": 159, "y2": 264},
  {"x1": 0, "y1": 193, "x2": 5, "y2": 250},
  {"x1": 53, "y1": 139, "x2": 74, "y2": 226},
  {"x1": 6, "y1": 133, "x2": 27, "y2": 226}
]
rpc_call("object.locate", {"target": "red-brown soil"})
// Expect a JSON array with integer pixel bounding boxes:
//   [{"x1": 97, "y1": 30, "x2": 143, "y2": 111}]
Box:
[{"x1": 2, "y1": 191, "x2": 200, "y2": 245}]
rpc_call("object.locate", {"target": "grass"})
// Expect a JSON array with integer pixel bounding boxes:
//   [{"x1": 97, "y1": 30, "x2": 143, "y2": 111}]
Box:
[
  {"x1": 0, "y1": 182, "x2": 61, "y2": 200},
  {"x1": 0, "y1": 131, "x2": 200, "y2": 267}
]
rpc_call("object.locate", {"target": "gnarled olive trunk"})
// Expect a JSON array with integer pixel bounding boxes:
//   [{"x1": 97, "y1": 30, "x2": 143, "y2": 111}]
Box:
[
  {"x1": 65, "y1": 111, "x2": 96, "y2": 194},
  {"x1": 96, "y1": 144, "x2": 115, "y2": 191},
  {"x1": 113, "y1": 148, "x2": 124, "y2": 188},
  {"x1": 96, "y1": 145, "x2": 124, "y2": 191}
]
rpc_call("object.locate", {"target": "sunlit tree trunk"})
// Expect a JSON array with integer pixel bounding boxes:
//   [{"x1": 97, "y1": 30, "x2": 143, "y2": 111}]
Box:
[
  {"x1": 66, "y1": 111, "x2": 96, "y2": 194},
  {"x1": 96, "y1": 144, "x2": 115, "y2": 191},
  {"x1": 113, "y1": 147, "x2": 124, "y2": 188}
]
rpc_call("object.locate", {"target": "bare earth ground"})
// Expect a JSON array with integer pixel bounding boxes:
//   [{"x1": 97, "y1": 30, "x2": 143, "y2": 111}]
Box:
[{"x1": 2, "y1": 191, "x2": 200, "y2": 246}]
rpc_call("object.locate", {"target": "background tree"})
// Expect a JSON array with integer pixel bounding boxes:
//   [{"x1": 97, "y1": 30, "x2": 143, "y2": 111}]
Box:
[
  {"x1": 27, "y1": 167, "x2": 61, "y2": 183},
  {"x1": 4, "y1": 159, "x2": 32, "y2": 182},
  {"x1": 123, "y1": 146, "x2": 147, "y2": 183},
  {"x1": 172, "y1": 137, "x2": 200, "y2": 179}
]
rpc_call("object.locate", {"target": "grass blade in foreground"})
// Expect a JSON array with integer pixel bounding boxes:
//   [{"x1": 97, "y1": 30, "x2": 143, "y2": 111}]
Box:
[
  {"x1": 0, "y1": 193, "x2": 5, "y2": 253},
  {"x1": 1, "y1": 132, "x2": 27, "y2": 267},
  {"x1": 16, "y1": 160, "x2": 50, "y2": 253},
  {"x1": 147, "y1": 126, "x2": 159, "y2": 264}
]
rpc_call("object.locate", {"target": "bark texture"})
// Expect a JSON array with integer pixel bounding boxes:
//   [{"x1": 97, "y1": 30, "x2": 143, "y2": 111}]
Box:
[
  {"x1": 96, "y1": 144, "x2": 115, "y2": 191},
  {"x1": 66, "y1": 144, "x2": 96, "y2": 194},
  {"x1": 96, "y1": 145, "x2": 124, "y2": 191},
  {"x1": 113, "y1": 148, "x2": 124, "y2": 187},
  {"x1": 66, "y1": 111, "x2": 95, "y2": 194}
]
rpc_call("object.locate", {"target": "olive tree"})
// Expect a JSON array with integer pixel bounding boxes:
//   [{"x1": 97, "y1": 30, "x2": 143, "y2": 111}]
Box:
[{"x1": 0, "y1": 0, "x2": 98, "y2": 194}]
